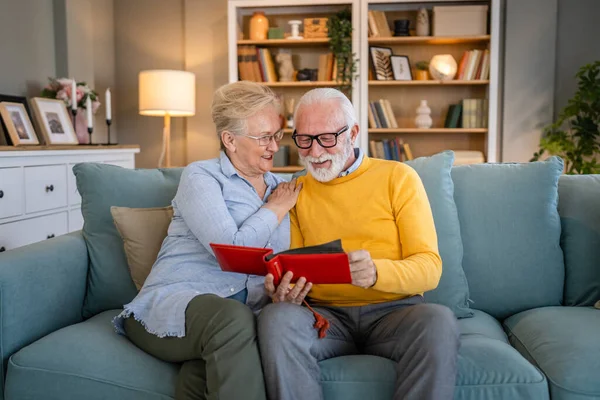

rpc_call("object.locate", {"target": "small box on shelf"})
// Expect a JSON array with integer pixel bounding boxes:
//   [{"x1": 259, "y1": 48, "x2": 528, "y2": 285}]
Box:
[{"x1": 432, "y1": 5, "x2": 488, "y2": 36}]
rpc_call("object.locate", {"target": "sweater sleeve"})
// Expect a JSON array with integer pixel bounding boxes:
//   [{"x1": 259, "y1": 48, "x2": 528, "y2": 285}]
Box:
[{"x1": 371, "y1": 166, "x2": 442, "y2": 295}]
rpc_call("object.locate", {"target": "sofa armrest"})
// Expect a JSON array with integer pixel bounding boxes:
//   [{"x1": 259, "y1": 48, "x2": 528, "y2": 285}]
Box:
[{"x1": 0, "y1": 231, "x2": 88, "y2": 383}]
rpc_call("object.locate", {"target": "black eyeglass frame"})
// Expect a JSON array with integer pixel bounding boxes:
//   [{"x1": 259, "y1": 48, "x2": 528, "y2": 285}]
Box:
[{"x1": 291, "y1": 125, "x2": 349, "y2": 149}]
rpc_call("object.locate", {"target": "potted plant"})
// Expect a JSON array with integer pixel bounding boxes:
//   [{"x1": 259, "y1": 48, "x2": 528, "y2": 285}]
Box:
[
  {"x1": 531, "y1": 61, "x2": 600, "y2": 174},
  {"x1": 415, "y1": 61, "x2": 429, "y2": 80},
  {"x1": 328, "y1": 9, "x2": 358, "y2": 95}
]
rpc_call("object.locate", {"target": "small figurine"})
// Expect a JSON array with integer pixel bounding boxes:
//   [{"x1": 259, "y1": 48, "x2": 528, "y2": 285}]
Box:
[{"x1": 276, "y1": 51, "x2": 295, "y2": 82}]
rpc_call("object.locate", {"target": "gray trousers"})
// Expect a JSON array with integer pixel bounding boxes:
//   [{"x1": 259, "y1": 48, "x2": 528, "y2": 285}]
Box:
[{"x1": 258, "y1": 296, "x2": 460, "y2": 400}]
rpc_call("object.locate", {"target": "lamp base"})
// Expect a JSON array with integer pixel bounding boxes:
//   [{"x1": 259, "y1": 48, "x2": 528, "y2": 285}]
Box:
[{"x1": 158, "y1": 114, "x2": 171, "y2": 168}]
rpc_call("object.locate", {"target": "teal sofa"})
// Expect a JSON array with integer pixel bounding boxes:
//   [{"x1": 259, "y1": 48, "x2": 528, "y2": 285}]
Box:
[{"x1": 1, "y1": 153, "x2": 599, "y2": 400}]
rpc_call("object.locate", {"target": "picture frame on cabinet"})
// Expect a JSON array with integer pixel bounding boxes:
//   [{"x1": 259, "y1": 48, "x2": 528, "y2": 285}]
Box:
[
  {"x1": 0, "y1": 102, "x2": 39, "y2": 145},
  {"x1": 0, "y1": 94, "x2": 37, "y2": 145},
  {"x1": 30, "y1": 97, "x2": 78, "y2": 145},
  {"x1": 391, "y1": 55, "x2": 413, "y2": 81},
  {"x1": 369, "y1": 46, "x2": 394, "y2": 80}
]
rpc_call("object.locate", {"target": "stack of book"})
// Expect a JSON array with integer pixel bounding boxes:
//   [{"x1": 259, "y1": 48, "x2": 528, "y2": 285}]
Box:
[
  {"x1": 444, "y1": 98, "x2": 488, "y2": 129},
  {"x1": 369, "y1": 138, "x2": 413, "y2": 161},
  {"x1": 368, "y1": 99, "x2": 397, "y2": 129},
  {"x1": 367, "y1": 10, "x2": 392, "y2": 37},
  {"x1": 317, "y1": 53, "x2": 336, "y2": 81},
  {"x1": 237, "y1": 46, "x2": 278, "y2": 82},
  {"x1": 455, "y1": 49, "x2": 490, "y2": 80}
]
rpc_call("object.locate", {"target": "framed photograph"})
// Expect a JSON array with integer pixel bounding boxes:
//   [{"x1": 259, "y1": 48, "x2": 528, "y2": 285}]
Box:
[
  {"x1": 30, "y1": 97, "x2": 78, "y2": 145},
  {"x1": 391, "y1": 55, "x2": 413, "y2": 81},
  {"x1": 369, "y1": 46, "x2": 394, "y2": 81},
  {"x1": 0, "y1": 94, "x2": 36, "y2": 145},
  {"x1": 0, "y1": 102, "x2": 39, "y2": 145}
]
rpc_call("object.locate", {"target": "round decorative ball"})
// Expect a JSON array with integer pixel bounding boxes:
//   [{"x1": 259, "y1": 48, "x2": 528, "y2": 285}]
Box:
[{"x1": 429, "y1": 54, "x2": 458, "y2": 81}]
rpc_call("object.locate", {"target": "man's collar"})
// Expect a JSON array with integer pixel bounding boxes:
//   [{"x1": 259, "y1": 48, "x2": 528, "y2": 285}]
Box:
[{"x1": 338, "y1": 148, "x2": 364, "y2": 177}]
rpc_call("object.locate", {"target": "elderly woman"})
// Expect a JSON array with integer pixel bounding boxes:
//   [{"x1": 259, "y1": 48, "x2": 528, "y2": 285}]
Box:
[{"x1": 113, "y1": 81, "x2": 300, "y2": 400}]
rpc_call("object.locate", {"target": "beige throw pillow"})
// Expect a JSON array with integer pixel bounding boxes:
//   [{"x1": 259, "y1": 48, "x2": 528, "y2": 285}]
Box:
[{"x1": 110, "y1": 205, "x2": 174, "y2": 290}]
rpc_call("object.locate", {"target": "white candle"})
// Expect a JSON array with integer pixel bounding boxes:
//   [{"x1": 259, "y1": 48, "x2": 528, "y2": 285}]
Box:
[
  {"x1": 105, "y1": 88, "x2": 111, "y2": 121},
  {"x1": 71, "y1": 79, "x2": 77, "y2": 111},
  {"x1": 86, "y1": 96, "x2": 93, "y2": 129}
]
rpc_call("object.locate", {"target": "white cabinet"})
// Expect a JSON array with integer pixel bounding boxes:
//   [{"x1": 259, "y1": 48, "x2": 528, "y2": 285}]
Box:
[{"x1": 0, "y1": 146, "x2": 139, "y2": 252}]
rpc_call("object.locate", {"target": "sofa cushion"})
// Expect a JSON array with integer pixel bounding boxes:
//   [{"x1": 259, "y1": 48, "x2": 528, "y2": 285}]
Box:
[
  {"x1": 451, "y1": 157, "x2": 564, "y2": 319},
  {"x1": 5, "y1": 310, "x2": 179, "y2": 400},
  {"x1": 74, "y1": 163, "x2": 183, "y2": 317},
  {"x1": 111, "y1": 205, "x2": 174, "y2": 290},
  {"x1": 320, "y1": 310, "x2": 547, "y2": 400},
  {"x1": 558, "y1": 174, "x2": 600, "y2": 306},
  {"x1": 405, "y1": 151, "x2": 472, "y2": 318},
  {"x1": 504, "y1": 307, "x2": 600, "y2": 400}
]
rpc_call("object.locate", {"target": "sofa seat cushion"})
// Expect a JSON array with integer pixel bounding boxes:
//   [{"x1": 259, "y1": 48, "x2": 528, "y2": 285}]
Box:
[
  {"x1": 319, "y1": 309, "x2": 548, "y2": 400},
  {"x1": 5, "y1": 310, "x2": 178, "y2": 400},
  {"x1": 504, "y1": 307, "x2": 600, "y2": 400}
]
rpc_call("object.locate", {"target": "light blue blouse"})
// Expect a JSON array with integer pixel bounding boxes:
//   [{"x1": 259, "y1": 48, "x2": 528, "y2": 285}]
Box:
[{"x1": 113, "y1": 152, "x2": 290, "y2": 338}]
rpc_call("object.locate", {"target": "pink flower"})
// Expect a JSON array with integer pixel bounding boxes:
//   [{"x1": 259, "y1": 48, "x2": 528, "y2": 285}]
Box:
[
  {"x1": 56, "y1": 89, "x2": 69, "y2": 102},
  {"x1": 76, "y1": 88, "x2": 84, "y2": 102}
]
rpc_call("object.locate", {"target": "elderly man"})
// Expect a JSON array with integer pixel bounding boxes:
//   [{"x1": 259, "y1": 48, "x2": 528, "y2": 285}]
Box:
[{"x1": 257, "y1": 88, "x2": 460, "y2": 400}]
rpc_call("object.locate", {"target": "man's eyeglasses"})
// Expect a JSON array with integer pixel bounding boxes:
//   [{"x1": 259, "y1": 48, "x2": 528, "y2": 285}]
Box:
[
  {"x1": 237, "y1": 129, "x2": 284, "y2": 146},
  {"x1": 292, "y1": 125, "x2": 349, "y2": 149}
]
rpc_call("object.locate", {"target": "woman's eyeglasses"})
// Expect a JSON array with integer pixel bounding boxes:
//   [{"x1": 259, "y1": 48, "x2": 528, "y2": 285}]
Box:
[
  {"x1": 291, "y1": 125, "x2": 349, "y2": 149},
  {"x1": 237, "y1": 129, "x2": 284, "y2": 146}
]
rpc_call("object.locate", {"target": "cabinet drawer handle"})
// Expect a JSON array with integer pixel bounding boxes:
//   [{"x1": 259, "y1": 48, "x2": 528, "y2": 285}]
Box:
[
  {"x1": 45, "y1": 184, "x2": 54, "y2": 192},
  {"x1": 0, "y1": 190, "x2": 3, "y2": 198},
  {"x1": 0, "y1": 247, "x2": 5, "y2": 252},
  {"x1": 47, "y1": 234, "x2": 55, "y2": 239}
]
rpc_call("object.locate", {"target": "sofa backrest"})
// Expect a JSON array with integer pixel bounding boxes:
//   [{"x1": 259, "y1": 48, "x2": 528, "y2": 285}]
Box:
[
  {"x1": 451, "y1": 157, "x2": 565, "y2": 320},
  {"x1": 74, "y1": 163, "x2": 183, "y2": 318},
  {"x1": 558, "y1": 174, "x2": 600, "y2": 306}
]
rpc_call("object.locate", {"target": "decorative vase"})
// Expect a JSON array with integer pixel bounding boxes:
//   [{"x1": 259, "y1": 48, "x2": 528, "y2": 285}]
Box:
[
  {"x1": 249, "y1": 11, "x2": 269, "y2": 40},
  {"x1": 74, "y1": 109, "x2": 89, "y2": 144},
  {"x1": 288, "y1": 20, "x2": 303, "y2": 40},
  {"x1": 415, "y1": 100, "x2": 433, "y2": 129},
  {"x1": 415, "y1": 70, "x2": 429, "y2": 80},
  {"x1": 416, "y1": 8, "x2": 430, "y2": 36}
]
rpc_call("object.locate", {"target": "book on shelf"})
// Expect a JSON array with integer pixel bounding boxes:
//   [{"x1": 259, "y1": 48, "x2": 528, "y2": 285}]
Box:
[
  {"x1": 456, "y1": 49, "x2": 490, "y2": 80},
  {"x1": 369, "y1": 138, "x2": 413, "y2": 161},
  {"x1": 444, "y1": 103, "x2": 463, "y2": 128},
  {"x1": 210, "y1": 239, "x2": 351, "y2": 286},
  {"x1": 368, "y1": 99, "x2": 397, "y2": 129},
  {"x1": 237, "y1": 46, "x2": 278, "y2": 83},
  {"x1": 461, "y1": 99, "x2": 488, "y2": 129},
  {"x1": 367, "y1": 10, "x2": 392, "y2": 38}
]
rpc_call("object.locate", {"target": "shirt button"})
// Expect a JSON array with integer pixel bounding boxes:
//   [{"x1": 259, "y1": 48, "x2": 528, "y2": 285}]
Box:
[
  {"x1": 230, "y1": 288, "x2": 235, "y2": 292},
  {"x1": 267, "y1": 242, "x2": 271, "y2": 247}
]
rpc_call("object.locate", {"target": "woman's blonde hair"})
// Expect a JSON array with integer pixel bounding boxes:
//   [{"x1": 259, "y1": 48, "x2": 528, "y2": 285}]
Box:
[{"x1": 211, "y1": 81, "x2": 281, "y2": 150}]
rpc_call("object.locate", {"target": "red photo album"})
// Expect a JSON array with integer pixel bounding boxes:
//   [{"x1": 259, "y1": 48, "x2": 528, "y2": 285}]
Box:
[{"x1": 210, "y1": 239, "x2": 352, "y2": 286}]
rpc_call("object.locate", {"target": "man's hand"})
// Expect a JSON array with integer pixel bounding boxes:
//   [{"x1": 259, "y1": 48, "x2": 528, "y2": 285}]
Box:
[
  {"x1": 265, "y1": 271, "x2": 312, "y2": 305},
  {"x1": 348, "y1": 250, "x2": 377, "y2": 288}
]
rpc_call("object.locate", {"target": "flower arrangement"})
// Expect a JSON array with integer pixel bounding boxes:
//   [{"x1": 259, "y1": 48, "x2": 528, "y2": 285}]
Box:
[{"x1": 41, "y1": 77, "x2": 100, "y2": 113}]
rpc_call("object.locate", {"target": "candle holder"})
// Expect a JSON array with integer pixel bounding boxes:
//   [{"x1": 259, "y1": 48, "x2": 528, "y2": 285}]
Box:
[
  {"x1": 71, "y1": 108, "x2": 77, "y2": 138},
  {"x1": 106, "y1": 119, "x2": 113, "y2": 145},
  {"x1": 87, "y1": 127, "x2": 93, "y2": 145}
]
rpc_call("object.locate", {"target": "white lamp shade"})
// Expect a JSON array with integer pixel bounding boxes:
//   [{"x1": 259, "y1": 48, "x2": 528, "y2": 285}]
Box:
[
  {"x1": 429, "y1": 54, "x2": 458, "y2": 81},
  {"x1": 139, "y1": 70, "x2": 196, "y2": 116}
]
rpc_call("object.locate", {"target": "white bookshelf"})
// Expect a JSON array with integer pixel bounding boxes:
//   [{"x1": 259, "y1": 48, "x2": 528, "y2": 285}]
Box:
[{"x1": 228, "y1": 0, "x2": 503, "y2": 163}]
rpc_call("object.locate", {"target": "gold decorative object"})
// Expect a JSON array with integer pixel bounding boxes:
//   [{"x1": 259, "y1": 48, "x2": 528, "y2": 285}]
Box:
[{"x1": 304, "y1": 18, "x2": 328, "y2": 38}]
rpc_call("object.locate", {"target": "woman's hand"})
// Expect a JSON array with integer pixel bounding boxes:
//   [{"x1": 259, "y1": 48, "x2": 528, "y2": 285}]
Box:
[
  {"x1": 264, "y1": 179, "x2": 302, "y2": 221},
  {"x1": 265, "y1": 271, "x2": 312, "y2": 305}
]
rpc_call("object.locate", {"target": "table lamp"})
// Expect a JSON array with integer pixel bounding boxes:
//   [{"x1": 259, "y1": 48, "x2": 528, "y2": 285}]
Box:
[
  {"x1": 139, "y1": 70, "x2": 195, "y2": 167},
  {"x1": 429, "y1": 54, "x2": 458, "y2": 81}
]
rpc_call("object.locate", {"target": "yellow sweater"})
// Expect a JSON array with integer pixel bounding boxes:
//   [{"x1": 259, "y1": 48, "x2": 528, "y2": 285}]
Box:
[{"x1": 291, "y1": 156, "x2": 442, "y2": 307}]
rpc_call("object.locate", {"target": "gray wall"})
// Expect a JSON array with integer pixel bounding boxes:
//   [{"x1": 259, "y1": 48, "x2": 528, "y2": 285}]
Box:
[
  {"x1": 501, "y1": 0, "x2": 558, "y2": 162},
  {"x1": 0, "y1": 0, "x2": 56, "y2": 97},
  {"x1": 114, "y1": 0, "x2": 186, "y2": 168},
  {"x1": 554, "y1": 0, "x2": 600, "y2": 114}
]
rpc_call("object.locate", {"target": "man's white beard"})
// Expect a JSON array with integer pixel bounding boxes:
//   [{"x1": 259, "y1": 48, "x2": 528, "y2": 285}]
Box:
[{"x1": 300, "y1": 139, "x2": 354, "y2": 182}]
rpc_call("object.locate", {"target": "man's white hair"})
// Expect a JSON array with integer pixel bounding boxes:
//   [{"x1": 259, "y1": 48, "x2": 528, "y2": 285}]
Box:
[{"x1": 294, "y1": 88, "x2": 357, "y2": 131}]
